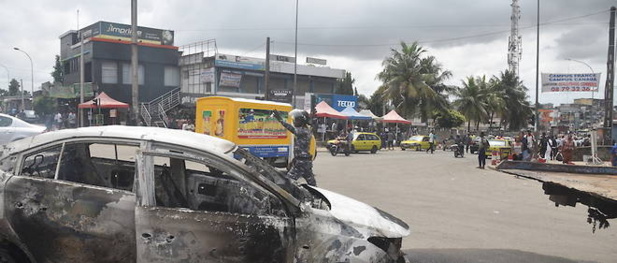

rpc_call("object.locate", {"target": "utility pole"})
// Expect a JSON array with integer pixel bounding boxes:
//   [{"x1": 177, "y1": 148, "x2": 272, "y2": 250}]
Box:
[
  {"x1": 603, "y1": 6, "x2": 615, "y2": 143},
  {"x1": 78, "y1": 9, "x2": 85, "y2": 127},
  {"x1": 534, "y1": 0, "x2": 540, "y2": 132},
  {"x1": 508, "y1": 0, "x2": 522, "y2": 77},
  {"x1": 265, "y1": 37, "x2": 270, "y2": 100},
  {"x1": 130, "y1": 0, "x2": 139, "y2": 125}
]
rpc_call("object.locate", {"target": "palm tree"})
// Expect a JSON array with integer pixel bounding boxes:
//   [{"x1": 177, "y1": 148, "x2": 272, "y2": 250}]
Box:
[
  {"x1": 492, "y1": 70, "x2": 532, "y2": 130},
  {"x1": 377, "y1": 41, "x2": 451, "y2": 122},
  {"x1": 453, "y1": 76, "x2": 488, "y2": 131}
]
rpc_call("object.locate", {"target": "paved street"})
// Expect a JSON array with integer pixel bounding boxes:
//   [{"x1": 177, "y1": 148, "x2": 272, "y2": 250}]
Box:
[{"x1": 313, "y1": 148, "x2": 616, "y2": 263}]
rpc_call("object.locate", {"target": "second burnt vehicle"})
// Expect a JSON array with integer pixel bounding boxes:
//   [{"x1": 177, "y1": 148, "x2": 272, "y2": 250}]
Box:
[{"x1": 0, "y1": 126, "x2": 409, "y2": 263}]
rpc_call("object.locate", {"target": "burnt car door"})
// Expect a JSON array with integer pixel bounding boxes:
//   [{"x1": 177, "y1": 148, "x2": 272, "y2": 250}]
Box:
[
  {"x1": 134, "y1": 143, "x2": 296, "y2": 263},
  {"x1": 4, "y1": 141, "x2": 137, "y2": 262}
]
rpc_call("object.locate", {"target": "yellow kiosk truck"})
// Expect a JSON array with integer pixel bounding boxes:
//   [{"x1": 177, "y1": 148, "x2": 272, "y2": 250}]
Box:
[{"x1": 195, "y1": 96, "x2": 315, "y2": 167}]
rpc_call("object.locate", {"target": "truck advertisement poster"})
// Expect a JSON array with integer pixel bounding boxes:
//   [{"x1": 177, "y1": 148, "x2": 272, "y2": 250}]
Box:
[
  {"x1": 238, "y1": 108, "x2": 287, "y2": 139},
  {"x1": 541, "y1": 73, "x2": 600, "y2": 93}
]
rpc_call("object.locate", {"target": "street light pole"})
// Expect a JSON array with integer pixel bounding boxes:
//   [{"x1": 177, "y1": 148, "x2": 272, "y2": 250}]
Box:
[
  {"x1": 293, "y1": 0, "x2": 298, "y2": 108},
  {"x1": 534, "y1": 0, "x2": 540, "y2": 132},
  {"x1": 13, "y1": 47, "x2": 33, "y2": 110}
]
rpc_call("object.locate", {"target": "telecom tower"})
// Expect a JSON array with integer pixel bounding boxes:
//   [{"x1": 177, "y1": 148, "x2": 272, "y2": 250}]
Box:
[{"x1": 508, "y1": 0, "x2": 522, "y2": 76}]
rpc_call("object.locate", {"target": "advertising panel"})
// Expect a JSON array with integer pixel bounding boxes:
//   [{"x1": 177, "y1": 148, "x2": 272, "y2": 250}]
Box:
[
  {"x1": 237, "y1": 108, "x2": 288, "y2": 139},
  {"x1": 200, "y1": 68, "x2": 215, "y2": 83},
  {"x1": 331, "y1": 95, "x2": 358, "y2": 111},
  {"x1": 541, "y1": 73, "x2": 600, "y2": 93},
  {"x1": 215, "y1": 53, "x2": 265, "y2": 70},
  {"x1": 219, "y1": 71, "x2": 242, "y2": 87},
  {"x1": 83, "y1": 21, "x2": 174, "y2": 46}
]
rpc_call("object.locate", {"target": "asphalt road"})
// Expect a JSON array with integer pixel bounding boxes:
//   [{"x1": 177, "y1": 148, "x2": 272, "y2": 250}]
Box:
[{"x1": 312, "y1": 147, "x2": 616, "y2": 263}]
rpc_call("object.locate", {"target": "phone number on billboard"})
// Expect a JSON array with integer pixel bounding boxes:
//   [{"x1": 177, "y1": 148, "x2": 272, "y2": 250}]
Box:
[{"x1": 549, "y1": 86, "x2": 593, "y2": 92}]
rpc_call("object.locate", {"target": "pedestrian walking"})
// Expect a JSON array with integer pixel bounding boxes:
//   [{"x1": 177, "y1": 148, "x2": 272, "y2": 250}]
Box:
[
  {"x1": 54, "y1": 112, "x2": 63, "y2": 130},
  {"x1": 387, "y1": 131, "x2": 395, "y2": 150},
  {"x1": 272, "y1": 109, "x2": 316, "y2": 186},
  {"x1": 560, "y1": 134, "x2": 576, "y2": 165},
  {"x1": 539, "y1": 132, "x2": 548, "y2": 159},
  {"x1": 427, "y1": 130, "x2": 436, "y2": 154},
  {"x1": 477, "y1": 132, "x2": 489, "y2": 169}
]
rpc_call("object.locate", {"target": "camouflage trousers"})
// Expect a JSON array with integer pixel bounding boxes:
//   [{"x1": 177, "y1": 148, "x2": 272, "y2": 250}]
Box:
[{"x1": 288, "y1": 159, "x2": 316, "y2": 186}]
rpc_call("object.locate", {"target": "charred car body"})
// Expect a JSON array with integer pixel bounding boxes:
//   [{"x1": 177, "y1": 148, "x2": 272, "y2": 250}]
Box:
[{"x1": 0, "y1": 126, "x2": 409, "y2": 262}]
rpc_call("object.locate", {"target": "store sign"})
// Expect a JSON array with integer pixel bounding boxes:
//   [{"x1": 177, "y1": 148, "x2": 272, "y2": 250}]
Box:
[
  {"x1": 331, "y1": 95, "x2": 358, "y2": 111},
  {"x1": 272, "y1": 54, "x2": 296, "y2": 63},
  {"x1": 306, "y1": 57, "x2": 326, "y2": 65},
  {"x1": 83, "y1": 21, "x2": 174, "y2": 46},
  {"x1": 268, "y1": 89, "x2": 293, "y2": 103},
  {"x1": 541, "y1": 73, "x2": 600, "y2": 93}
]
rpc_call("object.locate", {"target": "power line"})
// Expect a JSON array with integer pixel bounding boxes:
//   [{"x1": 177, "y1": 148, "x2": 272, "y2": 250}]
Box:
[{"x1": 240, "y1": 8, "x2": 611, "y2": 48}]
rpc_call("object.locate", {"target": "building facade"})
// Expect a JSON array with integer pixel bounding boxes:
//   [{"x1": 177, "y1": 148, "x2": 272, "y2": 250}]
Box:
[
  {"x1": 59, "y1": 21, "x2": 180, "y2": 105},
  {"x1": 179, "y1": 44, "x2": 345, "y2": 109}
]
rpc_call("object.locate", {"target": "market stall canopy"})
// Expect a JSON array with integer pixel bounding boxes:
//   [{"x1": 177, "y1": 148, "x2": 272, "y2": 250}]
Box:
[
  {"x1": 78, "y1": 92, "x2": 130, "y2": 109},
  {"x1": 359, "y1": 109, "x2": 383, "y2": 120},
  {"x1": 340, "y1": 107, "x2": 372, "y2": 120},
  {"x1": 381, "y1": 110, "x2": 411, "y2": 124},
  {"x1": 314, "y1": 101, "x2": 347, "y2": 119}
]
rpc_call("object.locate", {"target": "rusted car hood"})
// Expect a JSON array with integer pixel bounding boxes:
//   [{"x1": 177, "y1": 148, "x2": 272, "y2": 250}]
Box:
[{"x1": 309, "y1": 186, "x2": 410, "y2": 238}]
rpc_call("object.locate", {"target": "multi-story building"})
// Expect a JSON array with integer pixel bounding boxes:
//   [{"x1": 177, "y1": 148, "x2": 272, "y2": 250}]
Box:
[
  {"x1": 178, "y1": 41, "x2": 346, "y2": 109},
  {"x1": 59, "y1": 21, "x2": 180, "y2": 105}
]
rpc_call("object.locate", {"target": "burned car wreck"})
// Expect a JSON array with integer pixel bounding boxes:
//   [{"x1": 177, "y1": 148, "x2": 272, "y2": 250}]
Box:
[{"x1": 0, "y1": 126, "x2": 409, "y2": 262}]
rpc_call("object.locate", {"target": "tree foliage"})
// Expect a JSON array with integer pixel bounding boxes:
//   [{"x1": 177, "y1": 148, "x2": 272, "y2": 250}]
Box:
[
  {"x1": 51, "y1": 55, "x2": 64, "y2": 84},
  {"x1": 33, "y1": 96, "x2": 56, "y2": 116},
  {"x1": 9, "y1": 79, "x2": 20, "y2": 96},
  {"x1": 377, "y1": 41, "x2": 451, "y2": 122},
  {"x1": 434, "y1": 109, "x2": 466, "y2": 129},
  {"x1": 335, "y1": 72, "x2": 355, "y2": 95}
]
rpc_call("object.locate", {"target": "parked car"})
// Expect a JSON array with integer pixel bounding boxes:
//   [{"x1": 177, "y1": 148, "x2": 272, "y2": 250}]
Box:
[
  {"x1": 17, "y1": 110, "x2": 39, "y2": 123},
  {"x1": 0, "y1": 126, "x2": 408, "y2": 262},
  {"x1": 400, "y1": 135, "x2": 430, "y2": 151},
  {"x1": 0, "y1": 113, "x2": 46, "y2": 145},
  {"x1": 326, "y1": 132, "x2": 381, "y2": 154}
]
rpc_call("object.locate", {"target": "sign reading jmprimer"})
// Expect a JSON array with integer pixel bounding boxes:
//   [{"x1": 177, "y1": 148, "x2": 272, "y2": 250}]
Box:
[{"x1": 82, "y1": 21, "x2": 174, "y2": 46}]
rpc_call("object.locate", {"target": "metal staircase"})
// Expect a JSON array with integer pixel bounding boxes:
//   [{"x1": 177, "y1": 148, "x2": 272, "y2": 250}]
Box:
[{"x1": 140, "y1": 88, "x2": 181, "y2": 127}]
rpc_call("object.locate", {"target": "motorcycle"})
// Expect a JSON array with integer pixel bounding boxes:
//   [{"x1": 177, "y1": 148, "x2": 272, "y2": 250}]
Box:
[
  {"x1": 451, "y1": 143, "x2": 464, "y2": 158},
  {"x1": 329, "y1": 138, "x2": 351, "y2": 156}
]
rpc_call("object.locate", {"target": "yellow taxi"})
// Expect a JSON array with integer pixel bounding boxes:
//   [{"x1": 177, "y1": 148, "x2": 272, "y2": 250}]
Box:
[
  {"x1": 485, "y1": 139, "x2": 514, "y2": 158},
  {"x1": 326, "y1": 132, "x2": 382, "y2": 154},
  {"x1": 400, "y1": 135, "x2": 430, "y2": 151}
]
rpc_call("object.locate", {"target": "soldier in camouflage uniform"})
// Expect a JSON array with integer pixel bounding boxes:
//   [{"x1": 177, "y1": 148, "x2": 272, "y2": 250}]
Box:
[{"x1": 272, "y1": 109, "x2": 316, "y2": 186}]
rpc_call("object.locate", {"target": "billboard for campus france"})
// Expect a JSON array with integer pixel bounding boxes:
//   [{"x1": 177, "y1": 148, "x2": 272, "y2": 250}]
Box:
[
  {"x1": 541, "y1": 73, "x2": 600, "y2": 93},
  {"x1": 81, "y1": 21, "x2": 174, "y2": 46}
]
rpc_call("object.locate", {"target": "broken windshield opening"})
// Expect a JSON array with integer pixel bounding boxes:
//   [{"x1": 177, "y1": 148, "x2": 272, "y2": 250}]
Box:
[{"x1": 233, "y1": 147, "x2": 313, "y2": 204}]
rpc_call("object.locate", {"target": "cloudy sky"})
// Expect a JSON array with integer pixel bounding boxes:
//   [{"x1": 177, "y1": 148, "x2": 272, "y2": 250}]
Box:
[{"x1": 1, "y1": 0, "x2": 616, "y2": 106}]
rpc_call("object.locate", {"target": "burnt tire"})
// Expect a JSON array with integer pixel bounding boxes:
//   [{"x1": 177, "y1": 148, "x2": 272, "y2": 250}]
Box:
[
  {"x1": 371, "y1": 145, "x2": 378, "y2": 154},
  {"x1": 401, "y1": 148, "x2": 406, "y2": 151}
]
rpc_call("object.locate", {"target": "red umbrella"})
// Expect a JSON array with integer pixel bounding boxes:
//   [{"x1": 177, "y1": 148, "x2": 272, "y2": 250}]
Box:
[
  {"x1": 314, "y1": 101, "x2": 347, "y2": 119},
  {"x1": 381, "y1": 110, "x2": 411, "y2": 124},
  {"x1": 78, "y1": 92, "x2": 129, "y2": 109}
]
